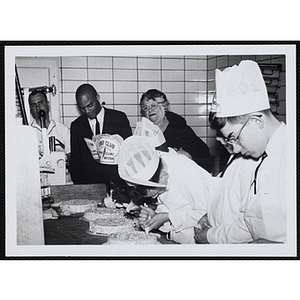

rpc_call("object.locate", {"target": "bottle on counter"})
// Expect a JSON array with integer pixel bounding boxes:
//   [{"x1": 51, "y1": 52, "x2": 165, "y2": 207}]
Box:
[{"x1": 40, "y1": 172, "x2": 53, "y2": 210}]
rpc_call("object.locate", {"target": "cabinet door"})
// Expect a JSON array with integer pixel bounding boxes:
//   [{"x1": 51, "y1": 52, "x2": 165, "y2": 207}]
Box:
[{"x1": 15, "y1": 57, "x2": 60, "y2": 123}]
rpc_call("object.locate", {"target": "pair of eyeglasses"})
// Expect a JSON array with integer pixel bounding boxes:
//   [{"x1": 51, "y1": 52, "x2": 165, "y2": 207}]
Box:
[
  {"x1": 141, "y1": 101, "x2": 159, "y2": 112},
  {"x1": 223, "y1": 115, "x2": 262, "y2": 145}
]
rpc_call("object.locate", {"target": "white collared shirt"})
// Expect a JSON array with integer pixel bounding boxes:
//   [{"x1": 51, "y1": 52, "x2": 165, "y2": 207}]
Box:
[
  {"x1": 30, "y1": 118, "x2": 71, "y2": 155},
  {"x1": 88, "y1": 108, "x2": 105, "y2": 135}
]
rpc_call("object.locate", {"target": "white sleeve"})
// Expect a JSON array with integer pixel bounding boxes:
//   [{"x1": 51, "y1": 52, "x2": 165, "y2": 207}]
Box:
[
  {"x1": 207, "y1": 215, "x2": 253, "y2": 244},
  {"x1": 168, "y1": 167, "x2": 210, "y2": 231},
  {"x1": 62, "y1": 125, "x2": 71, "y2": 154}
]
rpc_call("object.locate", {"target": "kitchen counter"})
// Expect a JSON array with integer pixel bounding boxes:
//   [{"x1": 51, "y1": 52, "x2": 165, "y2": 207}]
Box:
[{"x1": 44, "y1": 183, "x2": 177, "y2": 245}]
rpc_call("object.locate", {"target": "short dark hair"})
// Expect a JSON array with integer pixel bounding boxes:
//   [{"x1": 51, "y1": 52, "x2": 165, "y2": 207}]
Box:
[
  {"x1": 28, "y1": 91, "x2": 47, "y2": 103},
  {"x1": 140, "y1": 89, "x2": 168, "y2": 102},
  {"x1": 75, "y1": 83, "x2": 97, "y2": 102},
  {"x1": 209, "y1": 109, "x2": 272, "y2": 131}
]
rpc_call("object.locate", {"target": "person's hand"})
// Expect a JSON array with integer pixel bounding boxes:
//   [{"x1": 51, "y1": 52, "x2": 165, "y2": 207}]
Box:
[
  {"x1": 139, "y1": 206, "x2": 169, "y2": 233},
  {"x1": 194, "y1": 214, "x2": 211, "y2": 244},
  {"x1": 198, "y1": 214, "x2": 210, "y2": 228},
  {"x1": 194, "y1": 225, "x2": 210, "y2": 244},
  {"x1": 145, "y1": 212, "x2": 169, "y2": 232},
  {"x1": 139, "y1": 206, "x2": 156, "y2": 224}
]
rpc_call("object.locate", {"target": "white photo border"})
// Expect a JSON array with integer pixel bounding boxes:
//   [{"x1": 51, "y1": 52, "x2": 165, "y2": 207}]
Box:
[{"x1": 5, "y1": 43, "x2": 297, "y2": 258}]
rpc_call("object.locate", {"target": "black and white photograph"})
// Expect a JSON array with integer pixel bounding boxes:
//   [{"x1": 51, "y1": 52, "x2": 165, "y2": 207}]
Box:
[{"x1": 5, "y1": 43, "x2": 297, "y2": 258}]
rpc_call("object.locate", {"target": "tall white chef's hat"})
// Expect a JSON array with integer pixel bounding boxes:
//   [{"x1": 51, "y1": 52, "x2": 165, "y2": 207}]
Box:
[
  {"x1": 211, "y1": 60, "x2": 270, "y2": 117},
  {"x1": 118, "y1": 135, "x2": 166, "y2": 188},
  {"x1": 134, "y1": 117, "x2": 166, "y2": 148}
]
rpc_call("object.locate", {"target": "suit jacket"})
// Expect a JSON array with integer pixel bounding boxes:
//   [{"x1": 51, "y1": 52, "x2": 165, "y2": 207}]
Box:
[
  {"x1": 164, "y1": 111, "x2": 212, "y2": 173},
  {"x1": 69, "y1": 107, "x2": 132, "y2": 185}
]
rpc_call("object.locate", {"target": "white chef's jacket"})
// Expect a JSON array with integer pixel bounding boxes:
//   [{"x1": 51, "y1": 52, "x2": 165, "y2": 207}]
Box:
[
  {"x1": 207, "y1": 155, "x2": 259, "y2": 244},
  {"x1": 156, "y1": 148, "x2": 211, "y2": 244},
  {"x1": 31, "y1": 119, "x2": 71, "y2": 156},
  {"x1": 244, "y1": 122, "x2": 287, "y2": 243}
]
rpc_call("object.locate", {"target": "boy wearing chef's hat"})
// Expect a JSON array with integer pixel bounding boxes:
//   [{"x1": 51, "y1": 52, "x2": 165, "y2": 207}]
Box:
[
  {"x1": 118, "y1": 133, "x2": 211, "y2": 244},
  {"x1": 207, "y1": 60, "x2": 287, "y2": 244}
]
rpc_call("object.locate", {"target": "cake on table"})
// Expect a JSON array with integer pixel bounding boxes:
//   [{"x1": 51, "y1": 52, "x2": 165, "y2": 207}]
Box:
[
  {"x1": 59, "y1": 199, "x2": 98, "y2": 215},
  {"x1": 105, "y1": 231, "x2": 160, "y2": 245},
  {"x1": 42, "y1": 208, "x2": 59, "y2": 220},
  {"x1": 83, "y1": 207, "x2": 124, "y2": 221},
  {"x1": 88, "y1": 217, "x2": 137, "y2": 235}
]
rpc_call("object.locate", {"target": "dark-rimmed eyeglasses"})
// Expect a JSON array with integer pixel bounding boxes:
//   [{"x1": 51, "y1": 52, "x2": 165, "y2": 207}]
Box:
[
  {"x1": 223, "y1": 115, "x2": 262, "y2": 145},
  {"x1": 141, "y1": 100, "x2": 167, "y2": 112},
  {"x1": 141, "y1": 101, "x2": 159, "y2": 112}
]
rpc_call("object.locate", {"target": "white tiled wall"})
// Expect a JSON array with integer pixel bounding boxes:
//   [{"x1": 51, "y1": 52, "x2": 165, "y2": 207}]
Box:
[
  {"x1": 57, "y1": 54, "x2": 286, "y2": 175},
  {"x1": 59, "y1": 55, "x2": 210, "y2": 146}
]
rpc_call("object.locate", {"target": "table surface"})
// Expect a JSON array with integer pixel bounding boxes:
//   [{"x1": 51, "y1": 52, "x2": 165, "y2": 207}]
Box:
[
  {"x1": 44, "y1": 213, "x2": 177, "y2": 245},
  {"x1": 45, "y1": 183, "x2": 176, "y2": 245}
]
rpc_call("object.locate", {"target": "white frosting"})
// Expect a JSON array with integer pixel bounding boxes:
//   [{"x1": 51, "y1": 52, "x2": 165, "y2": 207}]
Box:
[
  {"x1": 83, "y1": 207, "x2": 124, "y2": 221},
  {"x1": 60, "y1": 199, "x2": 97, "y2": 214},
  {"x1": 89, "y1": 217, "x2": 135, "y2": 235},
  {"x1": 105, "y1": 231, "x2": 160, "y2": 245}
]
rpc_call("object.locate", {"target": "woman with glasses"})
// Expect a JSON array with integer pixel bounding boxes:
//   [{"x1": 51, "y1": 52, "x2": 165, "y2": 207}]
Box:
[{"x1": 140, "y1": 89, "x2": 212, "y2": 173}]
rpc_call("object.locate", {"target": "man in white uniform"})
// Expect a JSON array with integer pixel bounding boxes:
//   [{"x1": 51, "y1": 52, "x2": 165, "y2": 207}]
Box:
[
  {"x1": 132, "y1": 117, "x2": 257, "y2": 244},
  {"x1": 194, "y1": 137, "x2": 259, "y2": 244},
  {"x1": 118, "y1": 135, "x2": 211, "y2": 244},
  {"x1": 199, "y1": 60, "x2": 286, "y2": 244},
  {"x1": 28, "y1": 91, "x2": 71, "y2": 163}
]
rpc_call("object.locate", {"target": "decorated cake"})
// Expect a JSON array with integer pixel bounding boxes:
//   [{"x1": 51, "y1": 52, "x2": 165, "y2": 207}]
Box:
[
  {"x1": 42, "y1": 208, "x2": 58, "y2": 220},
  {"x1": 83, "y1": 207, "x2": 124, "y2": 221},
  {"x1": 60, "y1": 199, "x2": 98, "y2": 215},
  {"x1": 105, "y1": 231, "x2": 160, "y2": 245},
  {"x1": 88, "y1": 217, "x2": 136, "y2": 235}
]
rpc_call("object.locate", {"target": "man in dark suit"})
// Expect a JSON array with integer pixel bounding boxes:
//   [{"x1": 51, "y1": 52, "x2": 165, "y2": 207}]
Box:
[{"x1": 69, "y1": 83, "x2": 132, "y2": 188}]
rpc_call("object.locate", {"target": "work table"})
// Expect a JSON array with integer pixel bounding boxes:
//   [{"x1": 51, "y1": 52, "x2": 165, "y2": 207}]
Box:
[
  {"x1": 44, "y1": 213, "x2": 176, "y2": 245},
  {"x1": 44, "y1": 183, "x2": 176, "y2": 245}
]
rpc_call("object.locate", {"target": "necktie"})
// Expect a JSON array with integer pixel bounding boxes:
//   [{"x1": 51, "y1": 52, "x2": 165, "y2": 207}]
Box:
[
  {"x1": 95, "y1": 118, "x2": 100, "y2": 135},
  {"x1": 220, "y1": 154, "x2": 239, "y2": 178},
  {"x1": 251, "y1": 152, "x2": 268, "y2": 194}
]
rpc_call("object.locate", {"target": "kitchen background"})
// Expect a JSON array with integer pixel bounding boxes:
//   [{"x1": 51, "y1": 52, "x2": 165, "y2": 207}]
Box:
[{"x1": 16, "y1": 54, "x2": 286, "y2": 175}]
